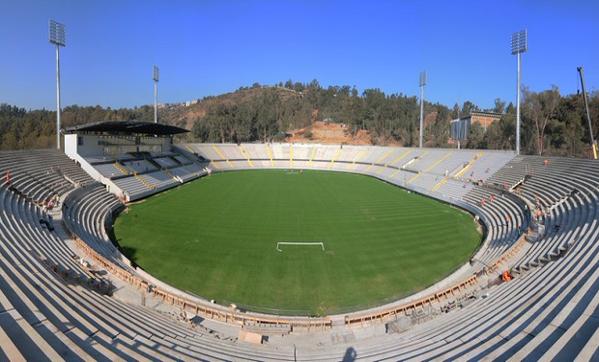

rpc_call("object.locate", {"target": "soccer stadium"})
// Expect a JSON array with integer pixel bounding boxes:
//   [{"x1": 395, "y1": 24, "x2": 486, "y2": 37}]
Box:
[
  {"x1": 1, "y1": 121, "x2": 598, "y2": 360},
  {"x1": 2, "y1": 2, "x2": 599, "y2": 361}
]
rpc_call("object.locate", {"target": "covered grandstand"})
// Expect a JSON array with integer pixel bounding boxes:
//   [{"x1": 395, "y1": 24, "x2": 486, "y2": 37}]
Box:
[
  {"x1": 0, "y1": 140, "x2": 598, "y2": 360},
  {"x1": 63, "y1": 121, "x2": 208, "y2": 201}
]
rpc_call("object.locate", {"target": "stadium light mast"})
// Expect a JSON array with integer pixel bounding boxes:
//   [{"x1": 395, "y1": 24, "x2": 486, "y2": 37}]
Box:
[
  {"x1": 577, "y1": 66, "x2": 598, "y2": 160},
  {"x1": 511, "y1": 29, "x2": 528, "y2": 155},
  {"x1": 49, "y1": 20, "x2": 66, "y2": 150},
  {"x1": 153, "y1": 65, "x2": 159, "y2": 123},
  {"x1": 419, "y1": 71, "x2": 426, "y2": 148}
]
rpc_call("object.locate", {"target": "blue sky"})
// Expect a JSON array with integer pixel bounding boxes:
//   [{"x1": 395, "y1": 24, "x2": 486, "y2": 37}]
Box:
[{"x1": 1, "y1": 0, "x2": 598, "y2": 110}]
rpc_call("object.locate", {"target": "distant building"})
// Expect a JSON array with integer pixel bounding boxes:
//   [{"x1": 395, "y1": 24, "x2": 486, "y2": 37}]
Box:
[
  {"x1": 450, "y1": 118, "x2": 469, "y2": 141},
  {"x1": 467, "y1": 111, "x2": 502, "y2": 131},
  {"x1": 450, "y1": 111, "x2": 502, "y2": 141}
]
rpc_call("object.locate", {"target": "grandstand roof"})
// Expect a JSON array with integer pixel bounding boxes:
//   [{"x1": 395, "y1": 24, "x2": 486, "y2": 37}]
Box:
[{"x1": 64, "y1": 120, "x2": 189, "y2": 135}]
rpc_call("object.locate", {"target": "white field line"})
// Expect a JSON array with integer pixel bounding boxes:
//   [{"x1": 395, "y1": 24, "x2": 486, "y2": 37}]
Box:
[{"x1": 276, "y1": 241, "x2": 325, "y2": 252}]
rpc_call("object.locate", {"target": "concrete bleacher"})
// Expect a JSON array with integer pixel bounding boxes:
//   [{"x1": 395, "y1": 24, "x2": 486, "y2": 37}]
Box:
[
  {"x1": 121, "y1": 159, "x2": 158, "y2": 174},
  {"x1": 92, "y1": 162, "x2": 128, "y2": 179},
  {"x1": 0, "y1": 156, "x2": 294, "y2": 360},
  {"x1": 1, "y1": 147, "x2": 598, "y2": 360},
  {"x1": 0, "y1": 150, "x2": 93, "y2": 202},
  {"x1": 207, "y1": 143, "x2": 511, "y2": 201},
  {"x1": 153, "y1": 155, "x2": 179, "y2": 168},
  {"x1": 82, "y1": 152, "x2": 208, "y2": 201},
  {"x1": 63, "y1": 183, "x2": 129, "y2": 268}
]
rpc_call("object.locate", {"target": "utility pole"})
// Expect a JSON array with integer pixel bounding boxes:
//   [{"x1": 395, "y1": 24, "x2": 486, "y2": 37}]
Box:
[
  {"x1": 577, "y1": 66, "x2": 598, "y2": 160},
  {"x1": 49, "y1": 20, "x2": 66, "y2": 150}
]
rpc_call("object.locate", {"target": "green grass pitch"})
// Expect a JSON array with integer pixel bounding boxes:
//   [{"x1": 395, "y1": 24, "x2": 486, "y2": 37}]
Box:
[{"x1": 114, "y1": 170, "x2": 481, "y2": 315}]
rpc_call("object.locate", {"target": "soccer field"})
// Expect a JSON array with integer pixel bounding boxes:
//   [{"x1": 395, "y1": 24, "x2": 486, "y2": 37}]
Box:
[{"x1": 114, "y1": 170, "x2": 481, "y2": 315}]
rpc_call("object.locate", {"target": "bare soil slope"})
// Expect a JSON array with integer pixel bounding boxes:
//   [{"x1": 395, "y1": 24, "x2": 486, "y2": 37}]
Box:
[{"x1": 286, "y1": 121, "x2": 373, "y2": 145}]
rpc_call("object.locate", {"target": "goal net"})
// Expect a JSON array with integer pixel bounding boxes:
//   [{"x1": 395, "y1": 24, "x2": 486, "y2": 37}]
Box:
[{"x1": 276, "y1": 241, "x2": 325, "y2": 252}]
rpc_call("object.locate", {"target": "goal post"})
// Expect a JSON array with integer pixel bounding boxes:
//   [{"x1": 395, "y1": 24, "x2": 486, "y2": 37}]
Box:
[{"x1": 276, "y1": 241, "x2": 325, "y2": 252}]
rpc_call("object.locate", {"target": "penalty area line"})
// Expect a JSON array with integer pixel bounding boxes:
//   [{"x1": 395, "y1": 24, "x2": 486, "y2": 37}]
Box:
[{"x1": 276, "y1": 241, "x2": 325, "y2": 252}]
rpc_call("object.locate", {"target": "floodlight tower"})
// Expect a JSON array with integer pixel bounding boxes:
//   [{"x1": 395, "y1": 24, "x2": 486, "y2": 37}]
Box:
[
  {"x1": 577, "y1": 66, "x2": 598, "y2": 159},
  {"x1": 511, "y1": 29, "x2": 528, "y2": 155},
  {"x1": 153, "y1": 66, "x2": 159, "y2": 123},
  {"x1": 49, "y1": 20, "x2": 66, "y2": 150},
  {"x1": 419, "y1": 71, "x2": 426, "y2": 148}
]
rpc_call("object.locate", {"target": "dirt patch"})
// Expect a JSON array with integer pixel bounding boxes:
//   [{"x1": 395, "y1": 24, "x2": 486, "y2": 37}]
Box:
[{"x1": 286, "y1": 121, "x2": 373, "y2": 145}]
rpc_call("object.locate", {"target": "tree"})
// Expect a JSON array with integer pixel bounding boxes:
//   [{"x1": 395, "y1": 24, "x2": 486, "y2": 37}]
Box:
[
  {"x1": 466, "y1": 122, "x2": 485, "y2": 149},
  {"x1": 493, "y1": 98, "x2": 506, "y2": 114},
  {"x1": 582, "y1": 91, "x2": 599, "y2": 149},
  {"x1": 451, "y1": 103, "x2": 461, "y2": 119},
  {"x1": 485, "y1": 114, "x2": 514, "y2": 150},
  {"x1": 1, "y1": 80, "x2": 597, "y2": 158},
  {"x1": 429, "y1": 107, "x2": 450, "y2": 147},
  {"x1": 461, "y1": 101, "x2": 479, "y2": 116},
  {"x1": 522, "y1": 86, "x2": 561, "y2": 155}
]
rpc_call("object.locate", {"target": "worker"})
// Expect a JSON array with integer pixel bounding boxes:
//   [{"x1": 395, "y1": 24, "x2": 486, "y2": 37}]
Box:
[{"x1": 4, "y1": 170, "x2": 11, "y2": 186}]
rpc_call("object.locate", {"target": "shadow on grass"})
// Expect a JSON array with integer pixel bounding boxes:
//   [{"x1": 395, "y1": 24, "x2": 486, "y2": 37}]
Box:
[{"x1": 119, "y1": 245, "x2": 139, "y2": 267}]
